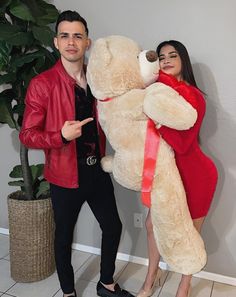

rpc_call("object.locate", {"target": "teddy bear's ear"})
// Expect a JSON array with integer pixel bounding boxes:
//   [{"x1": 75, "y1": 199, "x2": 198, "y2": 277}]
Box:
[{"x1": 90, "y1": 38, "x2": 112, "y2": 69}]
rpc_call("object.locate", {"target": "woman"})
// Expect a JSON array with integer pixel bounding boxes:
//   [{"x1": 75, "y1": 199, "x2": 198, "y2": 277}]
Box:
[{"x1": 137, "y1": 40, "x2": 218, "y2": 297}]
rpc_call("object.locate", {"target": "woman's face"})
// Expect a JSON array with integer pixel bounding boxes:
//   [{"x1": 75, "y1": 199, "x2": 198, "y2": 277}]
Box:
[{"x1": 159, "y1": 45, "x2": 183, "y2": 81}]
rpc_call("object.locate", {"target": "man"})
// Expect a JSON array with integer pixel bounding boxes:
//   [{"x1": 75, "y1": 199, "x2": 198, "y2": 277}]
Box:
[{"x1": 20, "y1": 10, "x2": 134, "y2": 297}]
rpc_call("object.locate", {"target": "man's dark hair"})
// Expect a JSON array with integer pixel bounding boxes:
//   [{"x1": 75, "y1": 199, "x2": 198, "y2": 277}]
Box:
[{"x1": 55, "y1": 10, "x2": 89, "y2": 35}]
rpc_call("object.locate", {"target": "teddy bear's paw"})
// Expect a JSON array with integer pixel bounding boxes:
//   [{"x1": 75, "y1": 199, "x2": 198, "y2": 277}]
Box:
[
  {"x1": 101, "y1": 155, "x2": 114, "y2": 173},
  {"x1": 144, "y1": 83, "x2": 197, "y2": 130}
]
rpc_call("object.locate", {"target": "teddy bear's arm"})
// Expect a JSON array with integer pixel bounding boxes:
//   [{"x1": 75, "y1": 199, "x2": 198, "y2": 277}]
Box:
[
  {"x1": 143, "y1": 82, "x2": 197, "y2": 130},
  {"x1": 158, "y1": 87, "x2": 205, "y2": 154},
  {"x1": 117, "y1": 89, "x2": 148, "y2": 121}
]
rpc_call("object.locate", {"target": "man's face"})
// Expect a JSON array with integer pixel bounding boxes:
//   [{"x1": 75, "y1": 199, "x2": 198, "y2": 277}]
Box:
[{"x1": 54, "y1": 21, "x2": 91, "y2": 63}]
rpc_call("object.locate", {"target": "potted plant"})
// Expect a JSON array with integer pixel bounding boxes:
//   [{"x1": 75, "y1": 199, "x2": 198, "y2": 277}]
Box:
[{"x1": 0, "y1": 0, "x2": 59, "y2": 282}]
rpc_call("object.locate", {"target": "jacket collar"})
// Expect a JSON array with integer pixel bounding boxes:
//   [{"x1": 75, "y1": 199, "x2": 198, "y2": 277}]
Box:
[{"x1": 54, "y1": 59, "x2": 77, "y2": 85}]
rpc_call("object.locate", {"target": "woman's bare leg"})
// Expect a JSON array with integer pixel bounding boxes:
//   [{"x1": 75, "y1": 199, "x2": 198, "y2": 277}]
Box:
[{"x1": 139, "y1": 210, "x2": 161, "y2": 292}]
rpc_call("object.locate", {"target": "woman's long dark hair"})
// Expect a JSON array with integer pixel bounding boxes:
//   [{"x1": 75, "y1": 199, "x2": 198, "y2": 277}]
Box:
[{"x1": 156, "y1": 40, "x2": 198, "y2": 88}]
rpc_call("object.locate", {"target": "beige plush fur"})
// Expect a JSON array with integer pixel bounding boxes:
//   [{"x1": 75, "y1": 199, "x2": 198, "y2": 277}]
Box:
[{"x1": 87, "y1": 35, "x2": 207, "y2": 275}]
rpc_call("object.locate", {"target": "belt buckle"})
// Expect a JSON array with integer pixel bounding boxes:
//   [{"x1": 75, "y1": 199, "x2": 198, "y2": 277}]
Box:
[{"x1": 86, "y1": 155, "x2": 97, "y2": 166}]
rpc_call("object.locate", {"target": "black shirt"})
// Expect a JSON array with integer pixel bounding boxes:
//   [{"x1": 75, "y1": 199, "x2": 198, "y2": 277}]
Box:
[{"x1": 74, "y1": 85, "x2": 100, "y2": 160}]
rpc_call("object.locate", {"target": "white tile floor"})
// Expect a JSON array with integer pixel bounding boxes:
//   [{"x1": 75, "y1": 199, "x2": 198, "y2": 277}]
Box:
[{"x1": 0, "y1": 233, "x2": 236, "y2": 297}]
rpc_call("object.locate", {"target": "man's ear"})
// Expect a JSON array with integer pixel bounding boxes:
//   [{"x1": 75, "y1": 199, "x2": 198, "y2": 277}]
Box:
[
  {"x1": 86, "y1": 38, "x2": 92, "y2": 50},
  {"x1": 54, "y1": 37, "x2": 59, "y2": 50}
]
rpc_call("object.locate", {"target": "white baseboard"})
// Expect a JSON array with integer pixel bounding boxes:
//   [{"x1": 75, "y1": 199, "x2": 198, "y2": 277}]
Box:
[
  {"x1": 72, "y1": 243, "x2": 236, "y2": 286},
  {"x1": 1, "y1": 229, "x2": 235, "y2": 286},
  {"x1": 193, "y1": 270, "x2": 236, "y2": 286},
  {"x1": 0, "y1": 228, "x2": 9, "y2": 235}
]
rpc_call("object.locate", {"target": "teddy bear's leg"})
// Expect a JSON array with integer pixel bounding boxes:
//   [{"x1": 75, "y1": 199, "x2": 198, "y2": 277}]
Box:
[
  {"x1": 149, "y1": 165, "x2": 207, "y2": 275},
  {"x1": 100, "y1": 155, "x2": 114, "y2": 173}
]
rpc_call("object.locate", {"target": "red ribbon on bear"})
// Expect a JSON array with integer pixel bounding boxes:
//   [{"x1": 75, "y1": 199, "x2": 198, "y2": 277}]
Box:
[{"x1": 141, "y1": 119, "x2": 160, "y2": 208}]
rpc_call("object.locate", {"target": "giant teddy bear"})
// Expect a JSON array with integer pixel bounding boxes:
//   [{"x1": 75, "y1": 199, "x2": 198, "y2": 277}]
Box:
[{"x1": 87, "y1": 35, "x2": 207, "y2": 275}]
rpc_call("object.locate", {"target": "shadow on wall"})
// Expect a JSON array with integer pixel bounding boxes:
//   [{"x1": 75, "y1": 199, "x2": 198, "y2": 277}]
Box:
[
  {"x1": 105, "y1": 140, "x2": 148, "y2": 260},
  {"x1": 193, "y1": 63, "x2": 236, "y2": 277},
  {"x1": 113, "y1": 180, "x2": 148, "y2": 258}
]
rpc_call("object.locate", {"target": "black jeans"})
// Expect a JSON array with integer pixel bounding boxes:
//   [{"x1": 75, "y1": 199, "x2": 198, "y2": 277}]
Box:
[{"x1": 50, "y1": 164, "x2": 122, "y2": 294}]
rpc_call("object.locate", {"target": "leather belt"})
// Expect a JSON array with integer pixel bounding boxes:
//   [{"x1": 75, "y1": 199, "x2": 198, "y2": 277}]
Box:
[{"x1": 78, "y1": 155, "x2": 98, "y2": 166}]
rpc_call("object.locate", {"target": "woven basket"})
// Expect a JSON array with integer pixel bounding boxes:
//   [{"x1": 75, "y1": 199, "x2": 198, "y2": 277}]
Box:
[{"x1": 8, "y1": 192, "x2": 55, "y2": 282}]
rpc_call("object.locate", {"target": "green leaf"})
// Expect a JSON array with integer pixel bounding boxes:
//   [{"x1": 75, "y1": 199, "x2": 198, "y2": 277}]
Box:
[
  {"x1": 35, "y1": 11, "x2": 58, "y2": 26},
  {"x1": 18, "y1": 62, "x2": 39, "y2": 88},
  {"x1": 0, "y1": 23, "x2": 19, "y2": 38},
  {"x1": 34, "y1": 55, "x2": 46, "y2": 71},
  {"x1": 21, "y1": 0, "x2": 47, "y2": 20},
  {"x1": 36, "y1": 180, "x2": 49, "y2": 198},
  {"x1": 37, "y1": 46, "x2": 59, "y2": 64},
  {"x1": 31, "y1": 163, "x2": 44, "y2": 182},
  {"x1": 8, "y1": 180, "x2": 24, "y2": 187},
  {"x1": 0, "y1": 24, "x2": 32, "y2": 46},
  {"x1": 0, "y1": 0, "x2": 11, "y2": 11},
  {"x1": 19, "y1": 0, "x2": 58, "y2": 26},
  {"x1": 32, "y1": 25, "x2": 55, "y2": 46},
  {"x1": 9, "y1": 165, "x2": 23, "y2": 178},
  {"x1": 27, "y1": 54, "x2": 55, "y2": 79},
  {"x1": 13, "y1": 102, "x2": 25, "y2": 117},
  {"x1": 7, "y1": 32, "x2": 32, "y2": 46},
  {"x1": 0, "y1": 41, "x2": 12, "y2": 71},
  {"x1": 0, "y1": 88, "x2": 16, "y2": 99},
  {"x1": 0, "y1": 96, "x2": 16, "y2": 128},
  {"x1": 10, "y1": 0, "x2": 35, "y2": 22},
  {"x1": 10, "y1": 163, "x2": 44, "y2": 180},
  {"x1": 0, "y1": 73, "x2": 16, "y2": 85},
  {"x1": 10, "y1": 51, "x2": 44, "y2": 69}
]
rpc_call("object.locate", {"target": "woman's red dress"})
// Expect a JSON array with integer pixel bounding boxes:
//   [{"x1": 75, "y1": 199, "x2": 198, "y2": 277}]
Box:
[{"x1": 158, "y1": 71, "x2": 218, "y2": 219}]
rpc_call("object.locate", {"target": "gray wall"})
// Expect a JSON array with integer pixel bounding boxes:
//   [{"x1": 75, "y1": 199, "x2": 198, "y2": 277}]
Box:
[{"x1": 1, "y1": 0, "x2": 236, "y2": 278}]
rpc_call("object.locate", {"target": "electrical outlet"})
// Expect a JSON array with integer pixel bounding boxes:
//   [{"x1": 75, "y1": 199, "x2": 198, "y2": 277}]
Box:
[{"x1": 134, "y1": 213, "x2": 143, "y2": 228}]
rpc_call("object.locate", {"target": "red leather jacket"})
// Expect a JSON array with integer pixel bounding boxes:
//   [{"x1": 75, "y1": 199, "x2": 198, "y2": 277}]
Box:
[{"x1": 19, "y1": 59, "x2": 105, "y2": 188}]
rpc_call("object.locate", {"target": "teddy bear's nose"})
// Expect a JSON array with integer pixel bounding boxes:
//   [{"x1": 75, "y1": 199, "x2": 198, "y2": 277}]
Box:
[{"x1": 146, "y1": 50, "x2": 158, "y2": 62}]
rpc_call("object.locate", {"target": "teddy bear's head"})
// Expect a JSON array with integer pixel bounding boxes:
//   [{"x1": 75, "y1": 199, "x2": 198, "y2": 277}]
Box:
[{"x1": 87, "y1": 35, "x2": 159, "y2": 100}]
